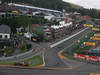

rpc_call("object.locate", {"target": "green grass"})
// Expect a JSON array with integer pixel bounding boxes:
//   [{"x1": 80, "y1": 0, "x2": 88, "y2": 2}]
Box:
[
  {"x1": 76, "y1": 46, "x2": 91, "y2": 52},
  {"x1": 0, "y1": 61, "x2": 15, "y2": 65},
  {"x1": 24, "y1": 56, "x2": 43, "y2": 66},
  {"x1": 0, "y1": 56, "x2": 43, "y2": 67},
  {"x1": 79, "y1": 31, "x2": 95, "y2": 44},
  {"x1": 63, "y1": 31, "x2": 95, "y2": 54}
]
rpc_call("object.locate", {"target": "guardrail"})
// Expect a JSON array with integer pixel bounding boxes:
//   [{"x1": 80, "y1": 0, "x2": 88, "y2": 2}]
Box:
[{"x1": 0, "y1": 49, "x2": 40, "y2": 62}]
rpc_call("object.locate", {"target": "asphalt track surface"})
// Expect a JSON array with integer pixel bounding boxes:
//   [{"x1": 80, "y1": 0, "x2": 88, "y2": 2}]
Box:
[
  {"x1": 0, "y1": 64, "x2": 100, "y2": 75},
  {"x1": 44, "y1": 27, "x2": 90, "y2": 67},
  {"x1": 1, "y1": 28, "x2": 100, "y2": 75}
]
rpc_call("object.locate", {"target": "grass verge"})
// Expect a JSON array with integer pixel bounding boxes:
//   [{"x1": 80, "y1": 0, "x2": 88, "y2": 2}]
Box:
[
  {"x1": 0, "y1": 56, "x2": 43, "y2": 67},
  {"x1": 24, "y1": 56, "x2": 43, "y2": 66}
]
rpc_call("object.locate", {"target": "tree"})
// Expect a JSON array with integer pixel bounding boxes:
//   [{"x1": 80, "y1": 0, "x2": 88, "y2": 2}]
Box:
[
  {"x1": 0, "y1": 15, "x2": 32, "y2": 33},
  {"x1": 1, "y1": 0, "x2": 63, "y2": 11},
  {"x1": 15, "y1": 16, "x2": 32, "y2": 28}
]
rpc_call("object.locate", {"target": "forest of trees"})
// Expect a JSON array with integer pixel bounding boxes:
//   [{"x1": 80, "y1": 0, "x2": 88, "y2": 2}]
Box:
[
  {"x1": 68, "y1": 8, "x2": 100, "y2": 19},
  {"x1": 1, "y1": 0, "x2": 63, "y2": 11},
  {"x1": 0, "y1": 15, "x2": 49, "y2": 33}
]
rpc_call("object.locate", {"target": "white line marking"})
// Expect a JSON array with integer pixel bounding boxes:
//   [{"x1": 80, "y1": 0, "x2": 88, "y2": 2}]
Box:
[
  {"x1": 42, "y1": 51, "x2": 46, "y2": 66},
  {"x1": 50, "y1": 28, "x2": 89, "y2": 48}
]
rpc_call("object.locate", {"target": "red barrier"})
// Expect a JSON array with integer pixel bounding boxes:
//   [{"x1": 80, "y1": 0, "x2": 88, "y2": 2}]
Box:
[
  {"x1": 74, "y1": 53, "x2": 86, "y2": 59},
  {"x1": 87, "y1": 56, "x2": 99, "y2": 61},
  {"x1": 99, "y1": 57, "x2": 100, "y2": 61},
  {"x1": 74, "y1": 53, "x2": 100, "y2": 62}
]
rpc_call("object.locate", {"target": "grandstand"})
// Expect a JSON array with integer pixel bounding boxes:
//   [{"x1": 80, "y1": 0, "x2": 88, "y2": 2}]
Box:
[{"x1": 8, "y1": 3, "x2": 63, "y2": 15}]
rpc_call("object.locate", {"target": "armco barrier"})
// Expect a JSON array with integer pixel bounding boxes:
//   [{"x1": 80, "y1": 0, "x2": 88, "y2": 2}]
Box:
[{"x1": 0, "y1": 49, "x2": 39, "y2": 62}]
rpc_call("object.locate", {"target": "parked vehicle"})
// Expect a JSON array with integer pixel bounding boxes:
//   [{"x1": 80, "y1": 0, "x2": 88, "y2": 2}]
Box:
[
  {"x1": 14, "y1": 62, "x2": 29, "y2": 66},
  {"x1": 24, "y1": 32, "x2": 32, "y2": 40},
  {"x1": 31, "y1": 33, "x2": 43, "y2": 42}
]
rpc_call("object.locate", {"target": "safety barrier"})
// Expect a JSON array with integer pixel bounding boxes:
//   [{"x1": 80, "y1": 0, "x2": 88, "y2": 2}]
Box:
[{"x1": 74, "y1": 53, "x2": 100, "y2": 62}]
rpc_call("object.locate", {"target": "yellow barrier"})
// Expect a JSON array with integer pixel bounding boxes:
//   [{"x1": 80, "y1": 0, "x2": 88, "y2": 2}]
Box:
[
  {"x1": 92, "y1": 28, "x2": 100, "y2": 31},
  {"x1": 94, "y1": 34, "x2": 100, "y2": 37},
  {"x1": 84, "y1": 42, "x2": 96, "y2": 46},
  {"x1": 12, "y1": 11, "x2": 19, "y2": 14},
  {"x1": 90, "y1": 73, "x2": 100, "y2": 75},
  {"x1": 84, "y1": 24, "x2": 93, "y2": 27},
  {"x1": 90, "y1": 37, "x2": 100, "y2": 40}
]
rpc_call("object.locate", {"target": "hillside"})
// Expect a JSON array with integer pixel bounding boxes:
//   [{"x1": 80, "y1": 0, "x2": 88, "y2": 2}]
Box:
[
  {"x1": 69, "y1": 3, "x2": 83, "y2": 9},
  {"x1": 1, "y1": 0, "x2": 83, "y2": 11}
]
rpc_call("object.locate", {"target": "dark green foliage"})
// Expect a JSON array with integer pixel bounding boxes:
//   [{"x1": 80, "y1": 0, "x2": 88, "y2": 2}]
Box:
[
  {"x1": 20, "y1": 43, "x2": 27, "y2": 52},
  {"x1": 0, "y1": 15, "x2": 48, "y2": 33},
  {"x1": 1, "y1": 0, "x2": 63, "y2": 11},
  {"x1": 76, "y1": 8, "x2": 100, "y2": 19},
  {"x1": 0, "y1": 15, "x2": 32, "y2": 33},
  {"x1": 26, "y1": 44, "x2": 32, "y2": 50},
  {"x1": 3, "y1": 47, "x2": 14, "y2": 56}
]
